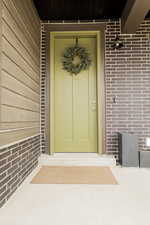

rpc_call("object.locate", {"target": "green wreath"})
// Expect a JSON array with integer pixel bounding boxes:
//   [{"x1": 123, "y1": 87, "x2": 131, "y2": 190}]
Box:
[{"x1": 62, "y1": 45, "x2": 91, "y2": 75}]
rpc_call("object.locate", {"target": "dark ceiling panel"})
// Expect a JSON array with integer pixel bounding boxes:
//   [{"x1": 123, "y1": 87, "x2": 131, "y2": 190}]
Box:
[
  {"x1": 33, "y1": 0, "x2": 128, "y2": 21},
  {"x1": 146, "y1": 10, "x2": 150, "y2": 18}
]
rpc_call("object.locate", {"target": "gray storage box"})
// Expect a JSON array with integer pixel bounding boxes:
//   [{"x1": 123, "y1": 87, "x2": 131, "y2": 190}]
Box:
[
  {"x1": 139, "y1": 151, "x2": 150, "y2": 168},
  {"x1": 118, "y1": 132, "x2": 139, "y2": 167}
]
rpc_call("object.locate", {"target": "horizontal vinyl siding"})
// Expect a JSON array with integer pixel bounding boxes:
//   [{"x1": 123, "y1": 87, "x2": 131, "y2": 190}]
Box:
[
  {"x1": 1, "y1": 88, "x2": 40, "y2": 112},
  {"x1": 2, "y1": 54, "x2": 40, "y2": 93},
  {"x1": 0, "y1": 128, "x2": 40, "y2": 147},
  {"x1": 1, "y1": 70, "x2": 40, "y2": 102},
  {"x1": 0, "y1": 0, "x2": 40, "y2": 147},
  {"x1": 3, "y1": 38, "x2": 39, "y2": 84},
  {"x1": 2, "y1": 3, "x2": 39, "y2": 64},
  {"x1": 1, "y1": 105, "x2": 39, "y2": 122},
  {"x1": 2, "y1": 0, "x2": 39, "y2": 54},
  {"x1": 0, "y1": 122, "x2": 40, "y2": 130},
  {"x1": 2, "y1": 19, "x2": 39, "y2": 72}
]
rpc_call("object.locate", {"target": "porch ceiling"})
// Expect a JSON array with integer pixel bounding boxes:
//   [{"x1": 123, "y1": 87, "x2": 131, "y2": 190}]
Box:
[{"x1": 33, "y1": 0, "x2": 128, "y2": 21}]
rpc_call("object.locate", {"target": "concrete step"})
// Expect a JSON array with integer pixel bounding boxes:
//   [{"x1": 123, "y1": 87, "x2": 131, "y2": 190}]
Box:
[{"x1": 39, "y1": 153, "x2": 116, "y2": 167}]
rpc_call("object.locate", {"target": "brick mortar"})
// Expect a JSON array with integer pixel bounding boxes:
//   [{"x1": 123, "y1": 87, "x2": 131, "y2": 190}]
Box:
[
  {"x1": 0, "y1": 135, "x2": 40, "y2": 208},
  {"x1": 40, "y1": 19, "x2": 150, "y2": 161}
]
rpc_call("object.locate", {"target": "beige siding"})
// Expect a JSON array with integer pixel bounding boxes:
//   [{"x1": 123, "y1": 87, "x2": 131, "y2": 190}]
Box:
[
  {"x1": 0, "y1": 127, "x2": 40, "y2": 146},
  {"x1": 0, "y1": 0, "x2": 40, "y2": 147}
]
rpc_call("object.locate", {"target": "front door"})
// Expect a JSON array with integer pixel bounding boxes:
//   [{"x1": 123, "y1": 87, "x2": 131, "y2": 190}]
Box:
[{"x1": 54, "y1": 34, "x2": 98, "y2": 153}]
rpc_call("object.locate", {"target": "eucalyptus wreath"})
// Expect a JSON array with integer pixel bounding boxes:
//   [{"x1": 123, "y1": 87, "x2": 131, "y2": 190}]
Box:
[{"x1": 62, "y1": 45, "x2": 92, "y2": 75}]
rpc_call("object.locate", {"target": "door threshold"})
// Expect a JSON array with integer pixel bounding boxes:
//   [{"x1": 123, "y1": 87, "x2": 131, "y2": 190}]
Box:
[{"x1": 39, "y1": 153, "x2": 116, "y2": 167}]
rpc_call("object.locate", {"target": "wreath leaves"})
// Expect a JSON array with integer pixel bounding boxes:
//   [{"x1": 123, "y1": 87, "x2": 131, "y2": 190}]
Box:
[{"x1": 62, "y1": 45, "x2": 92, "y2": 75}]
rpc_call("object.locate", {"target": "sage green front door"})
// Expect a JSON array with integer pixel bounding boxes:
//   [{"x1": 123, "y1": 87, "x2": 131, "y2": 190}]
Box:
[{"x1": 54, "y1": 35, "x2": 98, "y2": 153}]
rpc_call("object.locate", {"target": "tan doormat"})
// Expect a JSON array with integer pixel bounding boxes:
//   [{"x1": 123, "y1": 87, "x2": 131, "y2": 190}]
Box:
[{"x1": 31, "y1": 166, "x2": 117, "y2": 184}]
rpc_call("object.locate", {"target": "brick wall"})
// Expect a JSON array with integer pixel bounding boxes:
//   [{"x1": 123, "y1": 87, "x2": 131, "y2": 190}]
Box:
[
  {"x1": 105, "y1": 19, "x2": 150, "y2": 160},
  {"x1": 41, "y1": 19, "x2": 150, "y2": 160},
  {"x1": 0, "y1": 135, "x2": 40, "y2": 207},
  {"x1": 41, "y1": 24, "x2": 46, "y2": 153}
]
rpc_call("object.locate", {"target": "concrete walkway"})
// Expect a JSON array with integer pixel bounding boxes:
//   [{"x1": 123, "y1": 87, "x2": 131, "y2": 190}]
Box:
[{"x1": 0, "y1": 166, "x2": 150, "y2": 225}]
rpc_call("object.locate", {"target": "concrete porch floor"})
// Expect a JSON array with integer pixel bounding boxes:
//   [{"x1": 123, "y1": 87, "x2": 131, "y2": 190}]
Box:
[{"x1": 0, "y1": 166, "x2": 150, "y2": 225}]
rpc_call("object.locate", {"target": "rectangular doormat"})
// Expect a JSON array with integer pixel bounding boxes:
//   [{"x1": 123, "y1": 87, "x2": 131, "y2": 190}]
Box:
[{"x1": 31, "y1": 166, "x2": 117, "y2": 184}]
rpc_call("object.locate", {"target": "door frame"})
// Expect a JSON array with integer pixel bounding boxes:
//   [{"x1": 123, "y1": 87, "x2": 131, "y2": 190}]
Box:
[{"x1": 44, "y1": 23, "x2": 106, "y2": 155}]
